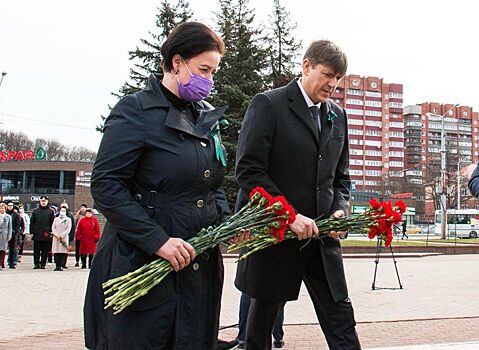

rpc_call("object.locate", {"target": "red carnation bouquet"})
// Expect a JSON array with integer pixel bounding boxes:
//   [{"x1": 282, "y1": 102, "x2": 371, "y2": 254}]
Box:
[
  {"x1": 103, "y1": 187, "x2": 405, "y2": 314},
  {"x1": 228, "y1": 188, "x2": 406, "y2": 259}
]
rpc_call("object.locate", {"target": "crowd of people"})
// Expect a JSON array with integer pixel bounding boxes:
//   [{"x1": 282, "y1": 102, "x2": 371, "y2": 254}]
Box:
[{"x1": 0, "y1": 196, "x2": 101, "y2": 271}]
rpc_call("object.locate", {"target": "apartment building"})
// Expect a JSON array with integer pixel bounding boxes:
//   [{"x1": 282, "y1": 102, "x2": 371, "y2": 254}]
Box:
[{"x1": 331, "y1": 75, "x2": 404, "y2": 193}]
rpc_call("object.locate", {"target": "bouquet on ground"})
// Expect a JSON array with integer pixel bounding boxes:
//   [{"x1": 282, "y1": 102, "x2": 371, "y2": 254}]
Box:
[
  {"x1": 103, "y1": 187, "x2": 295, "y2": 314},
  {"x1": 228, "y1": 194, "x2": 406, "y2": 259}
]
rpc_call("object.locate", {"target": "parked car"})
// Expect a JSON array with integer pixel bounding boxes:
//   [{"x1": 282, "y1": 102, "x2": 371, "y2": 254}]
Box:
[{"x1": 406, "y1": 224, "x2": 422, "y2": 234}]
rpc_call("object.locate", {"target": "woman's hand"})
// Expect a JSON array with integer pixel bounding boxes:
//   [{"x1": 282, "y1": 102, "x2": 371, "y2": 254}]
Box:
[
  {"x1": 228, "y1": 229, "x2": 251, "y2": 244},
  {"x1": 155, "y1": 238, "x2": 196, "y2": 272}
]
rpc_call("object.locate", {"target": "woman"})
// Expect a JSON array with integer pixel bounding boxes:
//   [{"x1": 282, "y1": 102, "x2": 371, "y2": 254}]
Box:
[
  {"x1": 0, "y1": 203, "x2": 12, "y2": 269},
  {"x1": 51, "y1": 206, "x2": 72, "y2": 271},
  {"x1": 84, "y1": 22, "x2": 233, "y2": 350},
  {"x1": 76, "y1": 208, "x2": 100, "y2": 269}
]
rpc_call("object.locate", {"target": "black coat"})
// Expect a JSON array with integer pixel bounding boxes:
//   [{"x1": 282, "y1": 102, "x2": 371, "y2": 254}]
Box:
[
  {"x1": 29, "y1": 206, "x2": 54, "y2": 242},
  {"x1": 234, "y1": 79, "x2": 351, "y2": 302},
  {"x1": 468, "y1": 164, "x2": 479, "y2": 198},
  {"x1": 84, "y1": 75, "x2": 229, "y2": 350}
]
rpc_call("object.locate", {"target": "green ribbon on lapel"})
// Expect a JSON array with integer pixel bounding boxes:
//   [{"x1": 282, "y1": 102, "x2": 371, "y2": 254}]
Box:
[
  {"x1": 210, "y1": 118, "x2": 229, "y2": 167},
  {"x1": 327, "y1": 110, "x2": 338, "y2": 123}
]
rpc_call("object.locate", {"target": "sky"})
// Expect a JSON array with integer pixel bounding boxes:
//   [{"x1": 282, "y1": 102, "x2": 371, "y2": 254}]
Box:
[{"x1": 0, "y1": 0, "x2": 477, "y2": 152}]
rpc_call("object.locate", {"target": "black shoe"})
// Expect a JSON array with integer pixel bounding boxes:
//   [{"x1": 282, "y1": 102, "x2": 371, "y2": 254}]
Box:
[
  {"x1": 63, "y1": 266, "x2": 68, "y2": 269},
  {"x1": 40, "y1": 266, "x2": 46, "y2": 269},
  {"x1": 8, "y1": 265, "x2": 16, "y2": 269},
  {"x1": 81, "y1": 265, "x2": 86, "y2": 269},
  {"x1": 54, "y1": 267, "x2": 63, "y2": 271},
  {"x1": 273, "y1": 339, "x2": 284, "y2": 348},
  {"x1": 74, "y1": 262, "x2": 79, "y2": 267},
  {"x1": 216, "y1": 339, "x2": 239, "y2": 350},
  {"x1": 33, "y1": 266, "x2": 41, "y2": 269}
]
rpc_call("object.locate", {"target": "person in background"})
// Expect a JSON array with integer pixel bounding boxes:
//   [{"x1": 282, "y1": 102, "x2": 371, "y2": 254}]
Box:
[
  {"x1": 56, "y1": 201, "x2": 75, "y2": 268},
  {"x1": 51, "y1": 206, "x2": 72, "y2": 271},
  {"x1": 5, "y1": 201, "x2": 22, "y2": 269},
  {"x1": 18, "y1": 204, "x2": 30, "y2": 262},
  {"x1": 0, "y1": 203, "x2": 12, "y2": 270},
  {"x1": 76, "y1": 208, "x2": 100, "y2": 269},
  {"x1": 236, "y1": 293, "x2": 285, "y2": 348},
  {"x1": 30, "y1": 195, "x2": 55, "y2": 269},
  {"x1": 74, "y1": 204, "x2": 87, "y2": 267},
  {"x1": 401, "y1": 220, "x2": 408, "y2": 240}
]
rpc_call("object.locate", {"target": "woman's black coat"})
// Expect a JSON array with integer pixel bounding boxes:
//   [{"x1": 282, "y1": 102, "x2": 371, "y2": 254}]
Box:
[{"x1": 84, "y1": 75, "x2": 229, "y2": 350}]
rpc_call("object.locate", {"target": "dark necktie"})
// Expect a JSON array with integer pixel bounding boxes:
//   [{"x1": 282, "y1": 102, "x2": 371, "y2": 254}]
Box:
[{"x1": 309, "y1": 105, "x2": 321, "y2": 133}]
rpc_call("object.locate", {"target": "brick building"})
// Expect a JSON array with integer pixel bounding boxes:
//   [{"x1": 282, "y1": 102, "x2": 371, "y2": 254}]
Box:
[
  {"x1": 331, "y1": 74, "x2": 404, "y2": 194},
  {"x1": 0, "y1": 160, "x2": 93, "y2": 213},
  {"x1": 403, "y1": 103, "x2": 479, "y2": 220}
]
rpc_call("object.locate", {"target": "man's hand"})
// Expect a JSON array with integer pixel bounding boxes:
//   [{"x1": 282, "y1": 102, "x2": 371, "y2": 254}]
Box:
[
  {"x1": 228, "y1": 229, "x2": 251, "y2": 244},
  {"x1": 155, "y1": 238, "x2": 196, "y2": 272},
  {"x1": 288, "y1": 214, "x2": 318, "y2": 240},
  {"x1": 328, "y1": 210, "x2": 346, "y2": 238}
]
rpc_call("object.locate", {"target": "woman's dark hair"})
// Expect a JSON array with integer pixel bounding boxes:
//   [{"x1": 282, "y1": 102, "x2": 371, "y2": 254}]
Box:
[
  {"x1": 304, "y1": 39, "x2": 348, "y2": 77},
  {"x1": 161, "y1": 22, "x2": 225, "y2": 72}
]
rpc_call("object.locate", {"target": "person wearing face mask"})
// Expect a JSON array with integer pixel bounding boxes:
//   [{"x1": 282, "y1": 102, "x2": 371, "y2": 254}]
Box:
[
  {"x1": 83, "y1": 22, "x2": 239, "y2": 350},
  {"x1": 17, "y1": 204, "x2": 30, "y2": 263},
  {"x1": 75, "y1": 208, "x2": 100, "y2": 269},
  {"x1": 56, "y1": 201, "x2": 75, "y2": 268},
  {"x1": 51, "y1": 206, "x2": 72, "y2": 271}
]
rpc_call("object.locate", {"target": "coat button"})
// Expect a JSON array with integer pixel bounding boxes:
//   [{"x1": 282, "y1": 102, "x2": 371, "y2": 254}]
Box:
[
  {"x1": 134, "y1": 194, "x2": 142, "y2": 201},
  {"x1": 197, "y1": 199, "x2": 204, "y2": 208},
  {"x1": 200, "y1": 141, "x2": 207, "y2": 147},
  {"x1": 318, "y1": 155, "x2": 323, "y2": 161},
  {"x1": 192, "y1": 263, "x2": 199, "y2": 271},
  {"x1": 204, "y1": 170, "x2": 211, "y2": 178}
]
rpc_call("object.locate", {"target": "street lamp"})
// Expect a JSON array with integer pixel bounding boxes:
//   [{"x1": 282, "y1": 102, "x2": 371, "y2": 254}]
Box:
[
  {"x1": 0, "y1": 72, "x2": 6, "y2": 88},
  {"x1": 426, "y1": 103, "x2": 460, "y2": 239}
]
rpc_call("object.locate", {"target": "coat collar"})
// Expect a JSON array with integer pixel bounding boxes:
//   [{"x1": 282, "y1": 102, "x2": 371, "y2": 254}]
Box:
[
  {"x1": 287, "y1": 78, "x2": 334, "y2": 150},
  {"x1": 138, "y1": 74, "x2": 228, "y2": 140}
]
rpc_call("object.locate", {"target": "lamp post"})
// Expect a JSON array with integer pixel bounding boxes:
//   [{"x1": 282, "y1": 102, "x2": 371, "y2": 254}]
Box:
[
  {"x1": 426, "y1": 103, "x2": 460, "y2": 239},
  {"x1": 0, "y1": 72, "x2": 6, "y2": 88}
]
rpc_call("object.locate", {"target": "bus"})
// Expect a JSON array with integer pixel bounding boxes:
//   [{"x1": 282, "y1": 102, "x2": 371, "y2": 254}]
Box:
[{"x1": 434, "y1": 209, "x2": 479, "y2": 238}]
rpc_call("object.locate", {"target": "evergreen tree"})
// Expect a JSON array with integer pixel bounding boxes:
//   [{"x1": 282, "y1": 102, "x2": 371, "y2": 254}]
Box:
[
  {"x1": 210, "y1": 0, "x2": 269, "y2": 205},
  {"x1": 96, "y1": 0, "x2": 192, "y2": 132},
  {"x1": 266, "y1": 0, "x2": 302, "y2": 88}
]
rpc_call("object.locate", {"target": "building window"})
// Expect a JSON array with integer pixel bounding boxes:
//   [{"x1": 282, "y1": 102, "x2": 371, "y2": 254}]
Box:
[
  {"x1": 365, "y1": 100, "x2": 382, "y2": 107},
  {"x1": 347, "y1": 98, "x2": 363, "y2": 106}
]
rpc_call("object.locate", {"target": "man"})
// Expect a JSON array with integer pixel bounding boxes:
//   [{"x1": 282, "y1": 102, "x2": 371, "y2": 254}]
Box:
[
  {"x1": 235, "y1": 40, "x2": 360, "y2": 349},
  {"x1": 74, "y1": 203, "x2": 87, "y2": 267},
  {"x1": 30, "y1": 195, "x2": 54, "y2": 269},
  {"x1": 5, "y1": 201, "x2": 22, "y2": 269}
]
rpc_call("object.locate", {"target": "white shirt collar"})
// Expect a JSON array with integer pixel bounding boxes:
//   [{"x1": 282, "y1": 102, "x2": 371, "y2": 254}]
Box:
[{"x1": 297, "y1": 78, "x2": 321, "y2": 110}]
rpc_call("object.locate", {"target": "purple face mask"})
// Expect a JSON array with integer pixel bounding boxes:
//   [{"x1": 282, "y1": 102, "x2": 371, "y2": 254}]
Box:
[{"x1": 177, "y1": 60, "x2": 214, "y2": 102}]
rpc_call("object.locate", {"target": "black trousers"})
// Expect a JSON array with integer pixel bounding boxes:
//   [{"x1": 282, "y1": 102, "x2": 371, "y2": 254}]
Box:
[
  {"x1": 245, "y1": 251, "x2": 361, "y2": 350},
  {"x1": 75, "y1": 239, "x2": 81, "y2": 263},
  {"x1": 81, "y1": 254, "x2": 94, "y2": 268},
  {"x1": 54, "y1": 253, "x2": 67, "y2": 269},
  {"x1": 33, "y1": 240, "x2": 51, "y2": 267}
]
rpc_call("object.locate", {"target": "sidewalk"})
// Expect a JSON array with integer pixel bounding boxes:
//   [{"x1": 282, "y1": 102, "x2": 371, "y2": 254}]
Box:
[{"x1": 0, "y1": 254, "x2": 478, "y2": 349}]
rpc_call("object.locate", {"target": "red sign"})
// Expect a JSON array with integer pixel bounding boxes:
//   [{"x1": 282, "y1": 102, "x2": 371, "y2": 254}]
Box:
[
  {"x1": 0, "y1": 150, "x2": 35, "y2": 162},
  {"x1": 391, "y1": 192, "x2": 414, "y2": 199}
]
